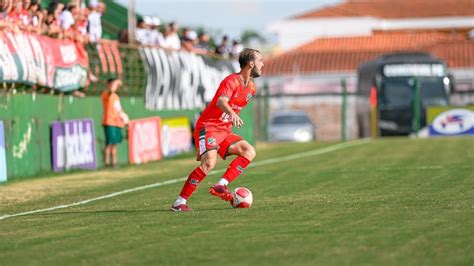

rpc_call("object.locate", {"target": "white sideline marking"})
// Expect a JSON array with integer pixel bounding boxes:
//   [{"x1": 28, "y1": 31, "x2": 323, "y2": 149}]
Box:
[{"x1": 0, "y1": 139, "x2": 369, "y2": 221}]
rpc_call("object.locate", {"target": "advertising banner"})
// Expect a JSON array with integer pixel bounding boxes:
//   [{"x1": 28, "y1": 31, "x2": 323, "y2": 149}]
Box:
[
  {"x1": 0, "y1": 121, "x2": 7, "y2": 182},
  {"x1": 139, "y1": 48, "x2": 236, "y2": 110},
  {"x1": 427, "y1": 106, "x2": 474, "y2": 136},
  {"x1": 161, "y1": 117, "x2": 192, "y2": 158},
  {"x1": 93, "y1": 40, "x2": 123, "y2": 76},
  {"x1": 51, "y1": 119, "x2": 97, "y2": 171},
  {"x1": 0, "y1": 32, "x2": 88, "y2": 91},
  {"x1": 128, "y1": 117, "x2": 162, "y2": 164}
]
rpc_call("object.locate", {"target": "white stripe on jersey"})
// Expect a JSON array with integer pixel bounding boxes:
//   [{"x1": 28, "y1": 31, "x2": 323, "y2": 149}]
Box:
[{"x1": 199, "y1": 132, "x2": 206, "y2": 156}]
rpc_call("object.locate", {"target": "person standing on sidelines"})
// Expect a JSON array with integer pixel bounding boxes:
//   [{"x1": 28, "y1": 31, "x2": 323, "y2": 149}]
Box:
[
  {"x1": 101, "y1": 78, "x2": 129, "y2": 167},
  {"x1": 171, "y1": 48, "x2": 264, "y2": 212}
]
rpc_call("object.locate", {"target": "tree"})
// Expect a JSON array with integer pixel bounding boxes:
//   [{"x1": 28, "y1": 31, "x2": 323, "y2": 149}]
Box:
[{"x1": 240, "y1": 29, "x2": 266, "y2": 46}]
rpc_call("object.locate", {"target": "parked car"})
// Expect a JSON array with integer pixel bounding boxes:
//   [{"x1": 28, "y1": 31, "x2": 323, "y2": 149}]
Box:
[{"x1": 269, "y1": 110, "x2": 316, "y2": 142}]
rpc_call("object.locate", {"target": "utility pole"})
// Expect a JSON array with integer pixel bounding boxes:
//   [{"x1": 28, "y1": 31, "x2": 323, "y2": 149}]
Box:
[
  {"x1": 341, "y1": 79, "x2": 347, "y2": 141},
  {"x1": 412, "y1": 77, "x2": 421, "y2": 136},
  {"x1": 128, "y1": 0, "x2": 136, "y2": 44}
]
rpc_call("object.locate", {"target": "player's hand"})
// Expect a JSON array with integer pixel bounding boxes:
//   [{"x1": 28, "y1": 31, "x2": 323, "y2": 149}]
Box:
[
  {"x1": 230, "y1": 113, "x2": 244, "y2": 128},
  {"x1": 120, "y1": 112, "x2": 129, "y2": 124}
]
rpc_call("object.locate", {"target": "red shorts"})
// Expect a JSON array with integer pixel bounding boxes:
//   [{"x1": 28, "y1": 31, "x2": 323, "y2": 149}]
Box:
[{"x1": 194, "y1": 128, "x2": 243, "y2": 160}]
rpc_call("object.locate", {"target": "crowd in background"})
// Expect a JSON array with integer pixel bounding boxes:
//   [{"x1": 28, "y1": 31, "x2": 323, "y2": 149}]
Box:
[
  {"x1": 0, "y1": 0, "x2": 243, "y2": 97},
  {"x1": 130, "y1": 16, "x2": 244, "y2": 59},
  {"x1": 1, "y1": 0, "x2": 244, "y2": 58},
  {"x1": 0, "y1": 0, "x2": 105, "y2": 44}
]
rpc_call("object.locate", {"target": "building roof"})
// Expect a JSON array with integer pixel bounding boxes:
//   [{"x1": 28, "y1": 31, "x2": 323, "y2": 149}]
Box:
[
  {"x1": 293, "y1": 32, "x2": 461, "y2": 53},
  {"x1": 264, "y1": 32, "x2": 474, "y2": 76},
  {"x1": 294, "y1": 0, "x2": 474, "y2": 19},
  {"x1": 428, "y1": 40, "x2": 474, "y2": 68}
]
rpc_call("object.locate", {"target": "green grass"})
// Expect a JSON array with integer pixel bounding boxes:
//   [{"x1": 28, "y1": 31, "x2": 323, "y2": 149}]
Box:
[{"x1": 0, "y1": 137, "x2": 473, "y2": 265}]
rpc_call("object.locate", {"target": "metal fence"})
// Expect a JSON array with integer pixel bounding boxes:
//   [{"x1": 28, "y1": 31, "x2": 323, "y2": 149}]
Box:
[{"x1": 254, "y1": 76, "x2": 357, "y2": 141}]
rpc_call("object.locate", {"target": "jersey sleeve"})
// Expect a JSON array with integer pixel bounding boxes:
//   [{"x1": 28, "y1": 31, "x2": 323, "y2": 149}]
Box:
[{"x1": 218, "y1": 76, "x2": 238, "y2": 99}]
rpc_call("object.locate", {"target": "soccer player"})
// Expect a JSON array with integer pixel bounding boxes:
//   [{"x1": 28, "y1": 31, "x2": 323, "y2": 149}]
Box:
[
  {"x1": 101, "y1": 78, "x2": 129, "y2": 167},
  {"x1": 171, "y1": 48, "x2": 264, "y2": 212}
]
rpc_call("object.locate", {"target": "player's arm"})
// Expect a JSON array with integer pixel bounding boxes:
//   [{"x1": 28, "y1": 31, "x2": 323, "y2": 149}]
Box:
[
  {"x1": 113, "y1": 96, "x2": 129, "y2": 124},
  {"x1": 216, "y1": 96, "x2": 243, "y2": 128}
]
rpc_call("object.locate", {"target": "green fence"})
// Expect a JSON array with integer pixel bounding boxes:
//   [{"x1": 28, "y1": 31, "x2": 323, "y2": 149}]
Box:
[
  {"x1": 0, "y1": 93, "x2": 253, "y2": 180},
  {"x1": 85, "y1": 43, "x2": 147, "y2": 96}
]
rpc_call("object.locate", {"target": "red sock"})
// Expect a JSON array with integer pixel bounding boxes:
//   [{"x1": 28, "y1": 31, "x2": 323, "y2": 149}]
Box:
[
  {"x1": 223, "y1": 156, "x2": 251, "y2": 183},
  {"x1": 179, "y1": 167, "x2": 207, "y2": 199}
]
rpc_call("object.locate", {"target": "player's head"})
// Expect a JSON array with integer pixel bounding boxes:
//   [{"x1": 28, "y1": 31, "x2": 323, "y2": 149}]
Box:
[
  {"x1": 107, "y1": 78, "x2": 122, "y2": 92},
  {"x1": 239, "y1": 48, "x2": 264, "y2": 78}
]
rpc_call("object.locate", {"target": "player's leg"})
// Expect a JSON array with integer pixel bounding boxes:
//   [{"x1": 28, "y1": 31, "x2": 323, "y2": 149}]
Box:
[
  {"x1": 209, "y1": 135, "x2": 255, "y2": 201},
  {"x1": 208, "y1": 152, "x2": 235, "y2": 200},
  {"x1": 171, "y1": 129, "x2": 221, "y2": 211},
  {"x1": 104, "y1": 145, "x2": 111, "y2": 166},
  {"x1": 111, "y1": 144, "x2": 118, "y2": 167},
  {"x1": 111, "y1": 126, "x2": 123, "y2": 167},
  {"x1": 179, "y1": 150, "x2": 218, "y2": 200},
  {"x1": 217, "y1": 138, "x2": 256, "y2": 186},
  {"x1": 171, "y1": 150, "x2": 218, "y2": 211},
  {"x1": 104, "y1": 126, "x2": 111, "y2": 166}
]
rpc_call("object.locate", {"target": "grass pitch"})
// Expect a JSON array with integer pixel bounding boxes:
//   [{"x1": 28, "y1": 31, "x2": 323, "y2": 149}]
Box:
[{"x1": 0, "y1": 137, "x2": 473, "y2": 265}]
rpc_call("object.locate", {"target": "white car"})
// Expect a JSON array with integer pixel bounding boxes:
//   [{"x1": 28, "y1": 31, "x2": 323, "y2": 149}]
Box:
[{"x1": 269, "y1": 111, "x2": 316, "y2": 142}]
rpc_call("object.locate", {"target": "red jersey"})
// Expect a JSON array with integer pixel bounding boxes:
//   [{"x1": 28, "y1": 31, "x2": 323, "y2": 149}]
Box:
[{"x1": 195, "y1": 73, "x2": 256, "y2": 132}]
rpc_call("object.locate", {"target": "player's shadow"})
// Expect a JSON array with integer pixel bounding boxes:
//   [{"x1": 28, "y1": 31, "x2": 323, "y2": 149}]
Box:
[
  {"x1": 32, "y1": 209, "x2": 169, "y2": 217},
  {"x1": 29, "y1": 207, "x2": 230, "y2": 218}
]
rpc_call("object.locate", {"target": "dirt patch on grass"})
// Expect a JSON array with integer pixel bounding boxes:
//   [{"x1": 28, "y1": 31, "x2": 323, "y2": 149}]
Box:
[{"x1": 0, "y1": 158, "x2": 197, "y2": 205}]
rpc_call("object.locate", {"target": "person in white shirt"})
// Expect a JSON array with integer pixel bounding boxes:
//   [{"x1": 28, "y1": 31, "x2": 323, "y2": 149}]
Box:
[
  {"x1": 60, "y1": 3, "x2": 78, "y2": 30},
  {"x1": 231, "y1": 39, "x2": 244, "y2": 59},
  {"x1": 135, "y1": 18, "x2": 149, "y2": 45},
  {"x1": 148, "y1": 16, "x2": 164, "y2": 47},
  {"x1": 87, "y1": 1, "x2": 103, "y2": 42},
  {"x1": 161, "y1": 22, "x2": 181, "y2": 50}
]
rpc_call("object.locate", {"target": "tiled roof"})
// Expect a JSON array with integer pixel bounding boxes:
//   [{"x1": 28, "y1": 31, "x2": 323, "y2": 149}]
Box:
[
  {"x1": 294, "y1": 0, "x2": 474, "y2": 19},
  {"x1": 264, "y1": 32, "x2": 474, "y2": 76},
  {"x1": 294, "y1": 32, "x2": 461, "y2": 52},
  {"x1": 427, "y1": 40, "x2": 474, "y2": 68}
]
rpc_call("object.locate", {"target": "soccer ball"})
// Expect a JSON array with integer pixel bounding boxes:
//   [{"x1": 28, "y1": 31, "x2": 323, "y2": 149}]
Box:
[{"x1": 231, "y1": 187, "x2": 253, "y2": 208}]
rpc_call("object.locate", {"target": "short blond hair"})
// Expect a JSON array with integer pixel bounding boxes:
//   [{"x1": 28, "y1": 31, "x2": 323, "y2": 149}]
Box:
[{"x1": 238, "y1": 48, "x2": 261, "y2": 68}]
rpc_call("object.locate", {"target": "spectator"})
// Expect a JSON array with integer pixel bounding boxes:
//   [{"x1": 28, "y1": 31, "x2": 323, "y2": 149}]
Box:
[
  {"x1": 162, "y1": 21, "x2": 180, "y2": 50},
  {"x1": 215, "y1": 35, "x2": 230, "y2": 57},
  {"x1": 59, "y1": 2, "x2": 78, "y2": 31},
  {"x1": 47, "y1": 1, "x2": 64, "y2": 27},
  {"x1": 1, "y1": 1, "x2": 9, "y2": 18},
  {"x1": 0, "y1": 1, "x2": 14, "y2": 30},
  {"x1": 117, "y1": 27, "x2": 128, "y2": 43},
  {"x1": 101, "y1": 78, "x2": 129, "y2": 167},
  {"x1": 161, "y1": 24, "x2": 171, "y2": 43},
  {"x1": 44, "y1": 5, "x2": 63, "y2": 38},
  {"x1": 18, "y1": 0, "x2": 31, "y2": 28},
  {"x1": 97, "y1": 2, "x2": 106, "y2": 22},
  {"x1": 148, "y1": 16, "x2": 164, "y2": 47},
  {"x1": 135, "y1": 17, "x2": 149, "y2": 45},
  {"x1": 230, "y1": 39, "x2": 244, "y2": 59},
  {"x1": 181, "y1": 30, "x2": 197, "y2": 53},
  {"x1": 87, "y1": 0, "x2": 103, "y2": 42},
  {"x1": 66, "y1": 7, "x2": 88, "y2": 43},
  {"x1": 180, "y1": 27, "x2": 190, "y2": 42},
  {"x1": 89, "y1": 0, "x2": 99, "y2": 8},
  {"x1": 7, "y1": 1, "x2": 22, "y2": 26},
  {"x1": 195, "y1": 32, "x2": 211, "y2": 51},
  {"x1": 28, "y1": 0, "x2": 43, "y2": 33}
]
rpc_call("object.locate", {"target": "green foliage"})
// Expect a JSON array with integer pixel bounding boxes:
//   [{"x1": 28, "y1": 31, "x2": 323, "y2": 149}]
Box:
[{"x1": 241, "y1": 29, "x2": 266, "y2": 45}]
